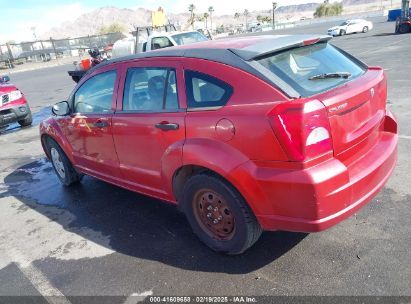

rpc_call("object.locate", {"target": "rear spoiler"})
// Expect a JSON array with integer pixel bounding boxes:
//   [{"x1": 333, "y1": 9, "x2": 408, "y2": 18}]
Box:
[{"x1": 229, "y1": 35, "x2": 332, "y2": 61}]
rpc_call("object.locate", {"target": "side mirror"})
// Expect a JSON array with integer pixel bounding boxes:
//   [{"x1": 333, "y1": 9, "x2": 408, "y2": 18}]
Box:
[
  {"x1": 52, "y1": 101, "x2": 70, "y2": 116},
  {"x1": 0, "y1": 75, "x2": 10, "y2": 83}
]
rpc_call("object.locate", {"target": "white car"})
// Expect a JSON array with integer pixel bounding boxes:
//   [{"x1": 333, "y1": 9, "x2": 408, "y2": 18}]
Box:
[{"x1": 327, "y1": 19, "x2": 373, "y2": 36}]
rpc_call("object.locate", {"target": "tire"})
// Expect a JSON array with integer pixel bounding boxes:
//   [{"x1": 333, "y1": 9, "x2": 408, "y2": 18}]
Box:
[
  {"x1": 362, "y1": 26, "x2": 368, "y2": 33},
  {"x1": 399, "y1": 23, "x2": 410, "y2": 34},
  {"x1": 340, "y1": 29, "x2": 346, "y2": 36},
  {"x1": 18, "y1": 111, "x2": 32, "y2": 127},
  {"x1": 46, "y1": 138, "x2": 82, "y2": 186},
  {"x1": 181, "y1": 173, "x2": 262, "y2": 255}
]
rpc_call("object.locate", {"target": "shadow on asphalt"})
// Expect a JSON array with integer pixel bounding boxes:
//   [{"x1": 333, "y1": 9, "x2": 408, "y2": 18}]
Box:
[
  {"x1": 0, "y1": 106, "x2": 51, "y2": 135},
  {"x1": 4, "y1": 159, "x2": 307, "y2": 274},
  {"x1": 372, "y1": 32, "x2": 398, "y2": 37}
]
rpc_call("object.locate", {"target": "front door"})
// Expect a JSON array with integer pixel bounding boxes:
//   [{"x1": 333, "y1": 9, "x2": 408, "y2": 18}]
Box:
[
  {"x1": 112, "y1": 60, "x2": 186, "y2": 198},
  {"x1": 65, "y1": 69, "x2": 121, "y2": 180}
]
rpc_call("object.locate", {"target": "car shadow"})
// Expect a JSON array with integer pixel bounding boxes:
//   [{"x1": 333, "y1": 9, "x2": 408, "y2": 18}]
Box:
[
  {"x1": 372, "y1": 32, "x2": 398, "y2": 37},
  {"x1": 3, "y1": 159, "x2": 307, "y2": 274}
]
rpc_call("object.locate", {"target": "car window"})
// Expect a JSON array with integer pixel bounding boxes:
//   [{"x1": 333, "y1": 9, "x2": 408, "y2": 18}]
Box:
[
  {"x1": 255, "y1": 42, "x2": 366, "y2": 97},
  {"x1": 151, "y1": 37, "x2": 173, "y2": 50},
  {"x1": 74, "y1": 70, "x2": 116, "y2": 113},
  {"x1": 185, "y1": 70, "x2": 233, "y2": 108},
  {"x1": 171, "y1": 32, "x2": 209, "y2": 45},
  {"x1": 123, "y1": 67, "x2": 179, "y2": 112}
]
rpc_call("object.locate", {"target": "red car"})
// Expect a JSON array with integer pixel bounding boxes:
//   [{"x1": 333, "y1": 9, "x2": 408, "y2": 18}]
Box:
[
  {"x1": 40, "y1": 35, "x2": 398, "y2": 254},
  {"x1": 0, "y1": 75, "x2": 32, "y2": 131}
]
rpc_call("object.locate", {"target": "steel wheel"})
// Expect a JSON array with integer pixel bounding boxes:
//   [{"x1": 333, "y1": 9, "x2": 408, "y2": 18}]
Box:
[
  {"x1": 50, "y1": 147, "x2": 66, "y2": 179},
  {"x1": 192, "y1": 189, "x2": 235, "y2": 240}
]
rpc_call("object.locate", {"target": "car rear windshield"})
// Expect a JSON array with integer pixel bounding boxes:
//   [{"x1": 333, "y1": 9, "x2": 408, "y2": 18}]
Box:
[
  {"x1": 172, "y1": 32, "x2": 208, "y2": 45},
  {"x1": 255, "y1": 42, "x2": 366, "y2": 97}
]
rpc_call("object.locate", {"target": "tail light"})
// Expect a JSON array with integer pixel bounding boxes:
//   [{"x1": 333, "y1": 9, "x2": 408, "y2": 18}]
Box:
[{"x1": 268, "y1": 99, "x2": 333, "y2": 161}]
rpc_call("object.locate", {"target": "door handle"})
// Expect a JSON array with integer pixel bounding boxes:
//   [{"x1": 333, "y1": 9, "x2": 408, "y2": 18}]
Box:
[
  {"x1": 154, "y1": 122, "x2": 179, "y2": 130},
  {"x1": 93, "y1": 121, "x2": 109, "y2": 128}
]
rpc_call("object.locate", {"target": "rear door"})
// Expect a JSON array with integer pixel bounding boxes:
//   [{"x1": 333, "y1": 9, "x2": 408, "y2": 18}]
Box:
[
  {"x1": 346, "y1": 21, "x2": 356, "y2": 33},
  {"x1": 112, "y1": 59, "x2": 186, "y2": 197}
]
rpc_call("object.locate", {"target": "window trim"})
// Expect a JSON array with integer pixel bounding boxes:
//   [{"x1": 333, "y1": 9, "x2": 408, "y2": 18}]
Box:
[
  {"x1": 121, "y1": 66, "x2": 181, "y2": 113},
  {"x1": 185, "y1": 70, "x2": 233, "y2": 109},
  {"x1": 71, "y1": 70, "x2": 117, "y2": 115}
]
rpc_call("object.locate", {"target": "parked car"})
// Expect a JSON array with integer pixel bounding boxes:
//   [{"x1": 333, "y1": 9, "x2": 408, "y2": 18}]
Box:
[
  {"x1": 0, "y1": 75, "x2": 32, "y2": 131},
  {"x1": 327, "y1": 19, "x2": 373, "y2": 36},
  {"x1": 40, "y1": 35, "x2": 398, "y2": 254}
]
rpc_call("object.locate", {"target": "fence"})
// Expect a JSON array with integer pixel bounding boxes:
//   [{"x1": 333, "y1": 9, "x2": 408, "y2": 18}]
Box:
[{"x1": 0, "y1": 32, "x2": 125, "y2": 69}]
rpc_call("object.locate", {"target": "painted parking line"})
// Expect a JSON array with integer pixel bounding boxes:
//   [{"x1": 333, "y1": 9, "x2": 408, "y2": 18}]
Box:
[
  {"x1": 5, "y1": 248, "x2": 71, "y2": 304},
  {"x1": 123, "y1": 290, "x2": 153, "y2": 304}
]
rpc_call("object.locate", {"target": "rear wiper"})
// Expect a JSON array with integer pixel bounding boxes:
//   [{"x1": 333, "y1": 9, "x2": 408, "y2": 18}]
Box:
[{"x1": 308, "y1": 72, "x2": 351, "y2": 80}]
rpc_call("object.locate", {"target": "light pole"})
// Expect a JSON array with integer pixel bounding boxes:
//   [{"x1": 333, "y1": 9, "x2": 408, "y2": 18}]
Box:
[{"x1": 272, "y1": 2, "x2": 277, "y2": 30}]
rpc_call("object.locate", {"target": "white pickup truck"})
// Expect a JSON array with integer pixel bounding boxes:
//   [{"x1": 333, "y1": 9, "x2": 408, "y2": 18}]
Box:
[
  {"x1": 68, "y1": 26, "x2": 209, "y2": 83},
  {"x1": 111, "y1": 30, "x2": 209, "y2": 58}
]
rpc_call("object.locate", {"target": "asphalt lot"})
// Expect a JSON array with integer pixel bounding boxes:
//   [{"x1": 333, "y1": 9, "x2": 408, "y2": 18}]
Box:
[{"x1": 0, "y1": 16, "x2": 410, "y2": 301}]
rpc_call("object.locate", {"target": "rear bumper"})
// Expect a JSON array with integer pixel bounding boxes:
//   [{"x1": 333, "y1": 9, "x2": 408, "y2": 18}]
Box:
[
  {"x1": 232, "y1": 113, "x2": 398, "y2": 233},
  {"x1": 0, "y1": 102, "x2": 31, "y2": 127}
]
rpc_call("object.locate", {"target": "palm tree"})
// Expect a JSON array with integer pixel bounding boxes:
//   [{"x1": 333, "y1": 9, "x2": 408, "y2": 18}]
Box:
[
  {"x1": 203, "y1": 12, "x2": 210, "y2": 29},
  {"x1": 208, "y1": 6, "x2": 214, "y2": 30},
  {"x1": 243, "y1": 9, "x2": 250, "y2": 31},
  {"x1": 188, "y1": 4, "x2": 196, "y2": 29},
  {"x1": 234, "y1": 12, "x2": 240, "y2": 23}
]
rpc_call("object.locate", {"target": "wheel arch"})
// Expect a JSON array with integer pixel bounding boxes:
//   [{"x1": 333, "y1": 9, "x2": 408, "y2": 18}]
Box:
[
  {"x1": 169, "y1": 138, "x2": 267, "y2": 222},
  {"x1": 40, "y1": 120, "x2": 75, "y2": 164}
]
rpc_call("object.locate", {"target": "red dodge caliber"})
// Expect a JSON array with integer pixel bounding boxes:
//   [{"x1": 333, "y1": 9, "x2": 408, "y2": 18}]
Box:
[{"x1": 40, "y1": 35, "x2": 398, "y2": 254}]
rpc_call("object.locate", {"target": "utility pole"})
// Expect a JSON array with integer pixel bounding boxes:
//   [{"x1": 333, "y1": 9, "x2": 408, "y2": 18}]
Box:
[{"x1": 272, "y1": 2, "x2": 277, "y2": 30}]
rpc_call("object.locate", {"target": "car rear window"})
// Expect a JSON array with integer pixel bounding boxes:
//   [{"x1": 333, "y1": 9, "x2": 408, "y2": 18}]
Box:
[
  {"x1": 185, "y1": 70, "x2": 233, "y2": 108},
  {"x1": 255, "y1": 42, "x2": 366, "y2": 97}
]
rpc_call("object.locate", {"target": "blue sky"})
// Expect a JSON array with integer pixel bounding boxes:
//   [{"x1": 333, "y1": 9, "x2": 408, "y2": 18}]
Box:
[{"x1": 1, "y1": 0, "x2": 321, "y2": 43}]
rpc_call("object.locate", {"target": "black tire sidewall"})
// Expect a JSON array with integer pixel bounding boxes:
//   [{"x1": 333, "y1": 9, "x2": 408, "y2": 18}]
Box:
[
  {"x1": 399, "y1": 24, "x2": 410, "y2": 34},
  {"x1": 18, "y1": 112, "x2": 32, "y2": 127},
  {"x1": 363, "y1": 26, "x2": 368, "y2": 33},
  {"x1": 182, "y1": 174, "x2": 253, "y2": 254},
  {"x1": 340, "y1": 30, "x2": 345, "y2": 36},
  {"x1": 47, "y1": 139, "x2": 76, "y2": 186}
]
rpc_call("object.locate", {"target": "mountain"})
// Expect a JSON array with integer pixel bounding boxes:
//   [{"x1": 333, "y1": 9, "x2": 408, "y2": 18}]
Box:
[
  {"x1": 39, "y1": 0, "x2": 380, "y2": 39},
  {"x1": 41, "y1": 6, "x2": 152, "y2": 39}
]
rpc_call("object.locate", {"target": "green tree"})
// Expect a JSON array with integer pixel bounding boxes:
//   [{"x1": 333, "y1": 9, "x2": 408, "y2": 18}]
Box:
[
  {"x1": 188, "y1": 4, "x2": 196, "y2": 28},
  {"x1": 262, "y1": 16, "x2": 272, "y2": 24},
  {"x1": 203, "y1": 12, "x2": 210, "y2": 28},
  {"x1": 98, "y1": 22, "x2": 127, "y2": 34},
  {"x1": 234, "y1": 12, "x2": 240, "y2": 22},
  {"x1": 257, "y1": 15, "x2": 263, "y2": 23},
  {"x1": 243, "y1": 9, "x2": 250, "y2": 30},
  {"x1": 314, "y1": 2, "x2": 343, "y2": 18},
  {"x1": 208, "y1": 6, "x2": 214, "y2": 30}
]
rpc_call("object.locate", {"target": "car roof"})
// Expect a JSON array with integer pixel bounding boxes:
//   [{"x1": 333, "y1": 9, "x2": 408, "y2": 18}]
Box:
[
  {"x1": 106, "y1": 34, "x2": 331, "y2": 63},
  {"x1": 92, "y1": 34, "x2": 332, "y2": 98}
]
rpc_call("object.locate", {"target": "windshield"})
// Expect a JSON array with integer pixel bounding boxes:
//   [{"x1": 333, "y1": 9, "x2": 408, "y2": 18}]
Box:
[
  {"x1": 255, "y1": 42, "x2": 366, "y2": 97},
  {"x1": 172, "y1": 32, "x2": 208, "y2": 45},
  {"x1": 339, "y1": 21, "x2": 349, "y2": 26}
]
